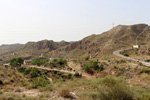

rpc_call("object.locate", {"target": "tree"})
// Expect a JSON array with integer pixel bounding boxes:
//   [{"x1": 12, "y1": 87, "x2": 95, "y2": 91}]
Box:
[
  {"x1": 31, "y1": 59, "x2": 41, "y2": 66},
  {"x1": 17, "y1": 57, "x2": 24, "y2": 64},
  {"x1": 31, "y1": 58, "x2": 49, "y2": 66},
  {"x1": 10, "y1": 57, "x2": 24, "y2": 66}
]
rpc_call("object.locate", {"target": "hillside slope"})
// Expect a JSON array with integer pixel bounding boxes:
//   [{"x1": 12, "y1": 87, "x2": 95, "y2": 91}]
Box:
[
  {"x1": 49, "y1": 24, "x2": 149, "y2": 58},
  {"x1": 13, "y1": 40, "x2": 70, "y2": 58},
  {"x1": 1, "y1": 24, "x2": 149, "y2": 59},
  {"x1": 0, "y1": 44, "x2": 22, "y2": 56}
]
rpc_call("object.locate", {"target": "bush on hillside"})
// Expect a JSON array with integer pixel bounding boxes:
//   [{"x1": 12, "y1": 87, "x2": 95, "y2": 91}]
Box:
[
  {"x1": 30, "y1": 68, "x2": 39, "y2": 78},
  {"x1": 18, "y1": 67, "x2": 25, "y2": 73},
  {"x1": 32, "y1": 77, "x2": 50, "y2": 88},
  {"x1": 124, "y1": 54, "x2": 129, "y2": 57},
  {"x1": 74, "y1": 72, "x2": 82, "y2": 77},
  {"x1": 31, "y1": 58, "x2": 49, "y2": 66},
  {"x1": 145, "y1": 59, "x2": 150, "y2": 62},
  {"x1": 89, "y1": 60, "x2": 98, "y2": 69},
  {"x1": 23, "y1": 68, "x2": 31, "y2": 75},
  {"x1": 85, "y1": 56, "x2": 89, "y2": 61},
  {"x1": 10, "y1": 57, "x2": 24, "y2": 66},
  {"x1": 99, "y1": 76, "x2": 134, "y2": 100}
]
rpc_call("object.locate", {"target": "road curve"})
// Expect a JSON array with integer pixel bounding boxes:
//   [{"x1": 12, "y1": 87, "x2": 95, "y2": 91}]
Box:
[{"x1": 113, "y1": 48, "x2": 150, "y2": 67}]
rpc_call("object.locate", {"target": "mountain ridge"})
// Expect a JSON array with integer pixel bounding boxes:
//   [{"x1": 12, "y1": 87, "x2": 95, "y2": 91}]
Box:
[{"x1": 0, "y1": 23, "x2": 149, "y2": 59}]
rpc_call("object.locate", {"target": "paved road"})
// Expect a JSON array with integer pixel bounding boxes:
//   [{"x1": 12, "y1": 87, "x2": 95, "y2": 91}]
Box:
[{"x1": 113, "y1": 48, "x2": 150, "y2": 67}]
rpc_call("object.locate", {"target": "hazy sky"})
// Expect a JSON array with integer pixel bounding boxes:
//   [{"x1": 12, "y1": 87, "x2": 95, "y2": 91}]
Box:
[{"x1": 0, "y1": 0, "x2": 150, "y2": 45}]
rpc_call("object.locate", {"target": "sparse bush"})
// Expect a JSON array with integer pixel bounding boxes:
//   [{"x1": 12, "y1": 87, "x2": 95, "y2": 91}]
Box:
[
  {"x1": 58, "y1": 88, "x2": 74, "y2": 99},
  {"x1": 52, "y1": 58, "x2": 58, "y2": 62},
  {"x1": 85, "y1": 56, "x2": 89, "y2": 61},
  {"x1": 0, "y1": 90, "x2": 4, "y2": 94},
  {"x1": 57, "y1": 58, "x2": 67, "y2": 66},
  {"x1": 145, "y1": 59, "x2": 150, "y2": 62},
  {"x1": 32, "y1": 77, "x2": 50, "y2": 88},
  {"x1": 30, "y1": 68, "x2": 39, "y2": 78},
  {"x1": 74, "y1": 72, "x2": 82, "y2": 77},
  {"x1": 141, "y1": 69, "x2": 150, "y2": 74},
  {"x1": 18, "y1": 67, "x2": 25, "y2": 73},
  {"x1": 0, "y1": 72, "x2": 4, "y2": 76},
  {"x1": 23, "y1": 68, "x2": 31, "y2": 75},
  {"x1": 120, "y1": 60, "x2": 126, "y2": 63},
  {"x1": 124, "y1": 53, "x2": 129, "y2": 57},
  {"x1": 57, "y1": 72, "x2": 62, "y2": 76},
  {"x1": 84, "y1": 65, "x2": 90, "y2": 72},
  {"x1": 0, "y1": 80, "x2": 3, "y2": 85},
  {"x1": 51, "y1": 58, "x2": 67, "y2": 67},
  {"x1": 99, "y1": 76, "x2": 134, "y2": 100},
  {"x1": 53, "y1": 70, "x2": 58, "y2": 74},
  {"x1": 89, "y1": 60, "x2": 98, "y2": 69},
  {"x1": 67, "y1": 73, "x2": 72, "y2": 79}
]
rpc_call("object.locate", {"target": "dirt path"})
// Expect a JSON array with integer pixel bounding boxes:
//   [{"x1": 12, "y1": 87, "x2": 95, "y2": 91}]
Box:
[
  {"x1": 27, "y1": 64, "x2": 94, "y2": 79},
  {"x1": 29, "y1": 65, "x2": 76, "y2": 74}
]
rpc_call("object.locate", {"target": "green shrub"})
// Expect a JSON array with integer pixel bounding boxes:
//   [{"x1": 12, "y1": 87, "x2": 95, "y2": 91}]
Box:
[
  {"x1": 53, "y1": 70, "x2": 58, "y2": 74},
  {"x1": 89, "y1": 60, "x2": 98, "y2": 69},
  {"x1": 85, "y1": 56, "x2": 89, "y2": 61},
  {"x1": 84, "y1": 65, "x2": 90, "y2": 72},
  {"x1": 10, "y1": 57, "x2": 24, "y2": 66},
  {"x1": 74, "y1": 72, "x2": 82, "y2": 77},
  {"x1": 32, "y1": 77, "x2": 50, "y2": 88},
  {"x1": 141, "y1": 70, "x2": 150, "y2": 74},
  {"x1": 102, "y1": 76, "x2": 121, "y2": 87},
  {"x1": 23, "y1": 68, "x2": 31, "y2": 75},
  {"x1": 58, "y1": 58, "x2": 67, "y2": 66},
  {"x1": 145, "y1": 59, "x2": 150, "y2": 62},
  {"x1": 99, "y1": 76, "x2": 134, "y2": 100},
  {"x1": 0, "y1": 80, "x2": 3, "y2": 85},
  {"x1": 31, "y1": 59, "x2": 41, "y2": 66},
  {"x1": 52, "y1": 58, "x2": 58, "y2": 62},
  {"x1": 67, "y1": 73, "x2": 72, "y2": 79},
  {"x1": 30, "y1": 68, "x2": 39, "y2": 78},
  {"x1": 51, "y1": 58, "x2": 67, "y2": 66},
  {"x1": 31, "y1": 58, "x2": 49, "y2": 66},
  {"x1": 18, "y1": 67, "x2": 25, "y2": 73},
  {"x1": 57, "y1": 72, "x2": 62, "y2": 76},
  {"x1": 99, "y1": 84, "x2": 134, "y2": 100},
  {"x1": 124, "y1": 54, "x2": 129, "y2": 57}
]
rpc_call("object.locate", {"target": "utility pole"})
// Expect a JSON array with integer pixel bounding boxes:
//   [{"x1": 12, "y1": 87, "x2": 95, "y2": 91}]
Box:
[{"x1": 112, "y1": 22, "x2": 114, "y2": 28}]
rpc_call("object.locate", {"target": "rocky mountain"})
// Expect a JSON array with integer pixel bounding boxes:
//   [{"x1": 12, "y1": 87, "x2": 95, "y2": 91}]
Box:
[
  {"x1": 1, "y1": 24, "x2": 150, "y2": 59},
  {"x1": 48, "y1": 24, "x2": 149, "y2": 58},
  {"x1": 0, "y1": 44, "x2": 22, "y2": 56},
  {"x1": 14, "y1": 40, "x2": 70, "y2": 58}
]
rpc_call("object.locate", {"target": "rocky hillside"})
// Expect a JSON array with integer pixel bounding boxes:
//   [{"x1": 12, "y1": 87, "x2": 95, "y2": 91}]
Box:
[
  {"x1": 13, "y1": 40, "x2": 70, "y2": 58},
  {"x1": 0, "y1": 44, "x2": 22, "y2": 56},
  {"x1": 48, "y1": 24, "x2": 149, "y2": 58},
  {"x1": 1, "y1": 24, "x2": 150, "y2": 59}
]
